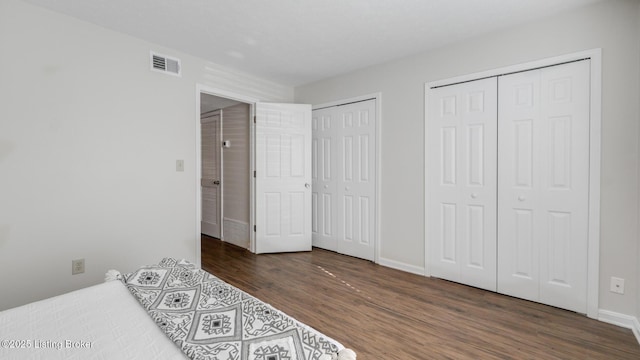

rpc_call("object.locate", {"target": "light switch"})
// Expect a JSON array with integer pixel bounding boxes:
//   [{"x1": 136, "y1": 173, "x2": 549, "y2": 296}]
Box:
[{"x1": 176, "y1": 160, "x2": 184, "y2": 172}]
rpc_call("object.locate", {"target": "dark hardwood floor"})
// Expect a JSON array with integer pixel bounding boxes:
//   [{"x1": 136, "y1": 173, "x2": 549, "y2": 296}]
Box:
[{"x1": 200, "y1": 236, "x2": 640, "y2": 359}]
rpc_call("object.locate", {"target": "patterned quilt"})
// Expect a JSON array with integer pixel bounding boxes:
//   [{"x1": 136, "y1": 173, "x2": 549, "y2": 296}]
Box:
[{"x1": 120, "y1": 258, "x2": 352, "y2": 360}]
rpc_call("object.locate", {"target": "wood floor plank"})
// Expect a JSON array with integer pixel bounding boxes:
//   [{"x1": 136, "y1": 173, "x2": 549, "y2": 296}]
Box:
[{"x1": 200, "y1": 236, "x2": 640, "y2": 359}]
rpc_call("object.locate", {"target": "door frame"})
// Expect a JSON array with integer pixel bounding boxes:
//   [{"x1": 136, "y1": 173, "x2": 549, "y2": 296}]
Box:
[
  {"x1": 424, "y1": 49, "x2": 602, "y2": 319},
  {"x1": 312, "y1": 92, "x2": 382, "y2": 263},
  {"x1": 195, "y1": 84, "x2": 259, "y2": 265}
]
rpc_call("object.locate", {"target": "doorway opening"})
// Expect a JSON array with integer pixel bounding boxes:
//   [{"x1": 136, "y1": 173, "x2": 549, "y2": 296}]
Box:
[
  {"x1": 198, "y1": 91, "x2": 253, "y2": 251},
  {"x1": 196, "y1": 86, "x2": 314, "y2": 263}
]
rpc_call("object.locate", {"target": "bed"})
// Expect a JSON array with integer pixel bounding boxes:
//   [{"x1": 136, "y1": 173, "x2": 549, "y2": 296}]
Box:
[{"x1": 0, "y1": 258, "x2": 356, "y2": 360}]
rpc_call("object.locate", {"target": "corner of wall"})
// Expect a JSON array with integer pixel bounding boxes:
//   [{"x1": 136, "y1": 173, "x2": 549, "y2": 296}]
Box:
[
  {"x1": 377, "y1": 257, "x2": 425, "y2": 276},
  {"x1": 636, "y1": 0, "x2": 640, "y2": 332},
  {"x1": 598, "y1": 309, "x2": 640, "y2": 345}
]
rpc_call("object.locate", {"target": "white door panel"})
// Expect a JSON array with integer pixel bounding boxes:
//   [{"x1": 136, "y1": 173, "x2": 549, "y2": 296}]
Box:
[
  {"x1": 336, "y1": 100, "x2": 376, "y2": 261},
  {"x1": 427, "y1": 77, "x2": 498, "y2": 291},
  {"x1": 255, "y1": 103, "x2": 312, "y2": 253},
  {"x1": 498, "y1": 61, "x2": 589, "y2": 313},
  {"x1": 311, "y1": 108, "x2": 337, "y2": 250},
  {"x1": 496, "y1": 69, "x2": 540, "y2": 301},
  {"x1": 201, "y1": 111, "x2": 222, "y2": 238},
  {"x1": 538, "y1": 61, "x2": 590, "y2": 312}
]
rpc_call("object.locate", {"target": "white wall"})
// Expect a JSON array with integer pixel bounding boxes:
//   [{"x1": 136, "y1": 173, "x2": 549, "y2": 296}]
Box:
[
  {"x1": 0, "y1": 0, "x2": 292, "y2": 311},
  {"x1": 637, "y1": 0, "x2": 640, "y2": 329},
  {"x1": 296, "y1": 0, "x2": 640, "y2": 318}
]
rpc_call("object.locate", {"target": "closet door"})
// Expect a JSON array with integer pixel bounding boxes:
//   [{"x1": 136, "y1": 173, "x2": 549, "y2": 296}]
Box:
[
  {"x1": 336, "y1": 100, "x2": 376, "y2": 261},
  {"x1": 311, "y1": 108, "x2": 337, "y2": 250},
  {"x1": 497, "y1": 61, "x2": 590, "y2": 313},
  {"x1": 427, "y1": 78, "x2": 498, "y2": 291}
]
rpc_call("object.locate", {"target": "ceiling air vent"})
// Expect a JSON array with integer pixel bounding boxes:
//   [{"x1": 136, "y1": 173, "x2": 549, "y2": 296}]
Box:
[{"x1": 150, "y1": 52, "x2": 181, "y2": 77}]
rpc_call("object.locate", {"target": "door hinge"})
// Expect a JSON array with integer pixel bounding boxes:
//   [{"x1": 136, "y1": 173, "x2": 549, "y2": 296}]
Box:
[
  {"x1": 253, "y1": 225, "x2": 256, "y2": 232},
  {"x1": 253, "y1": 171, "x2": 256, "y2": 178},
  {"x1": 253, "y1": 115, "x2": 256, "y2": 124}
]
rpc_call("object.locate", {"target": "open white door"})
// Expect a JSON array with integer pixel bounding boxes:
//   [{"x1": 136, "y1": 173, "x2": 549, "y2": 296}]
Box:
[{"x1": 255, "y1": 103, "x2": 312, "y2": 253}]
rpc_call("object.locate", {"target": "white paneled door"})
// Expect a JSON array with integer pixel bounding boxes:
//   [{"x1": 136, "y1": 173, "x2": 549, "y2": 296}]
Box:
[
  {"x1": 497, "y1": 61, "x2": 590, "y2": 313},
  {"x1": 311, "y1": 99, "x2": 377, "y2": 261},
  {"x1": 311, "y1": 107, "x2": 337, "y2": 250},
  {"x1": 427, "y1": 78, "x2": 498, "y2": 291},
  {"x1": 201, "y1": 110, "x2": 222, "y2": 238},
  {"x1": 255, "y1": 103, "x2": 312, "y2": 253},
  {"x1": 336, "y1": 100, "x2": 376, "y2": 261},
  {"x1": 427, "y1": 59, "x2": 591, "y2": 313}
]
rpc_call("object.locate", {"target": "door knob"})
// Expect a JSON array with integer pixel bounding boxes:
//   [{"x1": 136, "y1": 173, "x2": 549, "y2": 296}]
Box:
[
  {"x1": 470, "y1": 193, "x2": 478, "y2": 199},
  {"x1": 305, "y1": 183, "x2": 310, "y2": 189},
  {"x1": 213, "y1": 180, "x2": 220, "y2": 185},
  {"x1": 518, "y1": 195, "x2": 525, "y2": 201}
]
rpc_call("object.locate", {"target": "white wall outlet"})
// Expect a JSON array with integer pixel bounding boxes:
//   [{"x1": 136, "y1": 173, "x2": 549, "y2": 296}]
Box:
[
  {"x1": 176, "y1": 159, "x2": 184, "y2": 172},
  {"x1": 72, "y1": 259, "x2": 85, "y2": 275},
  {"x1": 610, "y1": 276, "x2": 624, "y2": 294}
]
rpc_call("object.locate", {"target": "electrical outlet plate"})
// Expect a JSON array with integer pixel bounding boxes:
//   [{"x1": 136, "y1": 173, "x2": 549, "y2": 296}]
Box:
[
  {"x1": 610, "y1": 276, "x2": 624, "y2": 294},
  {"x1": 72, "y1": 259, "x2": 85, "y2": 275}
]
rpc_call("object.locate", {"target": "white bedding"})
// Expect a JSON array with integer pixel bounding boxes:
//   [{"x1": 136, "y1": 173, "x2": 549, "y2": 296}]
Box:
[
  {"x1": 0, "y1": 280, "x2": 186, "y2": 360},
  {"x1": 0, "y1": 261, "x2": 355, "y2": 360}
]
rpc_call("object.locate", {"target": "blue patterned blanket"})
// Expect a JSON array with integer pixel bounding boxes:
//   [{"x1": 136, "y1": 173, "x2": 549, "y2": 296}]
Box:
[{"x1": 120, "y1": 258, "x2": 354, "y2": 360}]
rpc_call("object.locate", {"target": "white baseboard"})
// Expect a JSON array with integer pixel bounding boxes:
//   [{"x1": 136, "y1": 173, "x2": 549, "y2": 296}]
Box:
[
  {"x1": 223, "y1": 218, "x2": 249, "y2": 249},
  {"x1": 369, "y1": 258, "x2": 640, "y2": 346},
  {"x1": 377, "y1": 257, "x2": 425, "y2": 276},
  {"x1": 374, "y1": 260, "x2": 640, "y2": 346},
  {"x1": 598, "y1": 309, "x2": 640, "y2": 345}
]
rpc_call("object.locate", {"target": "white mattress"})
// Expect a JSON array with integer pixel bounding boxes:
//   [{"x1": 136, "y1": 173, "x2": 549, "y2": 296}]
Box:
[{"x1": 0, "y1": 280, "x2": 187, "y2": 360}]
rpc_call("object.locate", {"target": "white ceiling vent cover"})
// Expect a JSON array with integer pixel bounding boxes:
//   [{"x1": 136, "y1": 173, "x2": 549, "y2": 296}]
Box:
[{"x1": 150, "y1": 52, "x2": 181, "y2": 77}]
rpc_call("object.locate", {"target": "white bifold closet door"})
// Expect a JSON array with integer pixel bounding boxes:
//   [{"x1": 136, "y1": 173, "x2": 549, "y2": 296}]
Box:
[
  {"x1": 312, "y1": 99, "x2": 376, "y2": 261},
  {"x1": 312, "y1": 108, "x2": 337, "y2": 250},
  {"x1": 427, "y1": 78, "x2": 498, "y2": 292},
  {"x1": 427, "y1": 60, "x2": 590, "y2": 313},
  {"x1": 497, "y1": 61, "x2": 590, "y2": 313}
]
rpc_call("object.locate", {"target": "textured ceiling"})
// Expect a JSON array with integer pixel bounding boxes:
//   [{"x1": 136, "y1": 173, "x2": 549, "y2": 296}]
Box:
[{"x1": 23, "y1": 0, "x2": 604, "y2": 86}]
